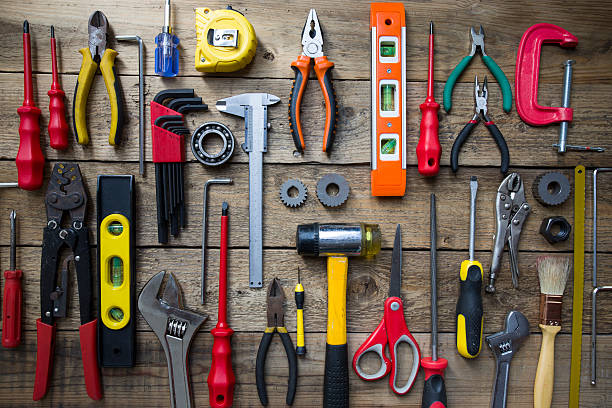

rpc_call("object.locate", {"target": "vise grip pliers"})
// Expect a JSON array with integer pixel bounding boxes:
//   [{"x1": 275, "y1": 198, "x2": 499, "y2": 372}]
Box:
[{"x1": 486, "y1": 173, "x2": 531, "y2": 294}]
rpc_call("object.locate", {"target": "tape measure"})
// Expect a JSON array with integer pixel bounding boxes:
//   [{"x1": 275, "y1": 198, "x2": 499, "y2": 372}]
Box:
[{"x1": 195, "y1": 6, "x2": 257, "y2": 73}]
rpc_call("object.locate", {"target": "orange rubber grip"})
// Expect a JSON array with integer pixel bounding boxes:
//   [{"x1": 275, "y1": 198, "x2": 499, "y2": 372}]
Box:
[
  {"x1": 314, "y1": 56, "x2": 338, "y2": 153},
  {"x1": 289, "y1": 55, "x2": 311, "y2": 153}
]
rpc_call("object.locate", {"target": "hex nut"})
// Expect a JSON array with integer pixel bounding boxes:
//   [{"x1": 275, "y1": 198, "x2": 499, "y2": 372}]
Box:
[{"x1": 539, "y1": 216, "x2": 571, "y2": 244}]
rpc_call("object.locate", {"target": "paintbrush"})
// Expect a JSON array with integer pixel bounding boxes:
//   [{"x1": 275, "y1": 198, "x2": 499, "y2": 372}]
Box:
[{"x1": 534, "y1": 256, "x2": 570, "y2": 408}]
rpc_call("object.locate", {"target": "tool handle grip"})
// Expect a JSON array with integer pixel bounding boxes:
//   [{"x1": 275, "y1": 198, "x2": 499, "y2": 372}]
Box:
[
  {"x1": 491, "y1": 359, "x2": 510, "y2": 408},
  {"x1": 256, "y1": 331, "x2": 273, "y2": 405},
  {"x1": 534, "y1": 324, "x2": 560, "y2": 408},
  {"x1": 296, "y1": 302, "x2": 306, "y2": 356},
  {"x1": 33, "y1": 319, "x2": 56, "y2": 401},
  {"x1": 450, "y1": 120, "x2": 477, "y2": 173},
  {"x1": 79, "y1": 320, "x2": 102, "y2": 400},
  {"x1": 48, "y1": 89, "x2": 69, "y2": 150},
  {"x1": 443, "y1": 55, "x2": 472, "y2": 112},
  {"x1": 314, "y1": 56, "x2": 338, "y2": 153},
  {"x1": 420, "y1": 357, "x2": 447, "y2": 408},
  {"x1": 484, "y1": 121, "x2": 510, "y2": 174},
  {"x1": 456, "y1": 261, "x2": 483, "y2": 358},
  {"x1": 208, "y1": 326, "x2": 235, "y2": 408},
  {"x1": 324, "y1": 343, "x2": 349, "y2": 408},
  {"x1": 482, "y1": 56, "x2": 512, "y2": 113},
  {"x1": 16, "y1": 105, "x2": 43, "y2": 191},
  {"x1": 289, "y1": 55, "x2": 310, "y2": 153},
  {"x1": 2, "y1": 270, "x2": 23, "y2": 347},
  {"x1": 417, "y1": 99, "x2": 441, "y2": 176},
  {"x1": 73, "y1": 48, "x2": 98, "y2": 145},
  {"x1": 100, "y1": 49, "x2": 124, "y2": 146}
]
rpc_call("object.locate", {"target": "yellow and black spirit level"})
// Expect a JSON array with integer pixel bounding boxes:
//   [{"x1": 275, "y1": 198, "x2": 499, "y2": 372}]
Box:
[
  {"x1": 97, "y1": 175, "x2": 135, "y2": 367},
  {"x1": 370, "y1": 3, "x2": 406, "y2": 196}
]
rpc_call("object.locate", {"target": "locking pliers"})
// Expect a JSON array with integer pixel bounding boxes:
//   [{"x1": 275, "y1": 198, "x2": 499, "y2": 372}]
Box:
[{"x1": 486, "y1": 173, "x2": 531, "y2": 294}]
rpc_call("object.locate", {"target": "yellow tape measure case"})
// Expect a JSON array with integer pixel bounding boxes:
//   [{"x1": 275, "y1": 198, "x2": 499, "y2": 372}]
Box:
[{"x1": 195, "y1": 6, "x2": 257, "y2": 73}]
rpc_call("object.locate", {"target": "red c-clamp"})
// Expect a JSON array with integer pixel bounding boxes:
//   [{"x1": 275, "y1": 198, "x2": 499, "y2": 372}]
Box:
[{"x1": 515, "y1": 23, "x2": 578, "y2": 126}]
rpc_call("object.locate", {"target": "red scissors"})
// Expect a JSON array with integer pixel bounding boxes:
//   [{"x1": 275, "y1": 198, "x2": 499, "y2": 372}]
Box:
[{"x1": 352, "y1": 224, "x2": 421, "y2": 395}]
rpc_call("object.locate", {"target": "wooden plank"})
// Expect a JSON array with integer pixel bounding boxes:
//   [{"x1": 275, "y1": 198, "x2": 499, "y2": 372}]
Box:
[
  {"x1": 0, "y1": 331, "x2": 610, "y2": 407},
  {"x1": 5, "y1": 247, "x2": 612, "y2": 334},
  {"x1": 0, "y1": 162, "x2": 610, "y2": 251},
  {"x1": 1, "y1": 1, "x2": 611, "y2": 83},
  {"x1": 0, "y1": 73, "x2": 611, "y2": 166}
]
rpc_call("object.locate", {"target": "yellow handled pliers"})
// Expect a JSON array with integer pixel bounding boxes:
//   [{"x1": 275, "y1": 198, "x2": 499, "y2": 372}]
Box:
[{"x1": 73, "y1": 11, "x2": 124, "y2": 145}]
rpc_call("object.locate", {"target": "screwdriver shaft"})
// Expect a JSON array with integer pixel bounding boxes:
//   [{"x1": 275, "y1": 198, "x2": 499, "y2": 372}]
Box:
[
  {"x1": 10, "y1": 210, "x2": 16, "y2": 271},
  {"x1": 430, "y1": 194, "x2": 438, "y2": 361},
  {"x1": 469, "y1": 176, "x2": 478, "y2": 261}
]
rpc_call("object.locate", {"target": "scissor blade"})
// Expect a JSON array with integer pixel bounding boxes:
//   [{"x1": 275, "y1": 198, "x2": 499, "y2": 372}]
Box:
[{"x1": 388, "y1": 224, "x2": 402, "y2": 298}]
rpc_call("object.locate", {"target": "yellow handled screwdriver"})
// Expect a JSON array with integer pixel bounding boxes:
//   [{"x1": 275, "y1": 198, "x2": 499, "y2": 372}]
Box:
[
  {"x1": 295, "y1": 267, "x2": 306, "y2": 356},
  {"x1": 456, "y1": 176, "x2": 484, "y2": 358}
]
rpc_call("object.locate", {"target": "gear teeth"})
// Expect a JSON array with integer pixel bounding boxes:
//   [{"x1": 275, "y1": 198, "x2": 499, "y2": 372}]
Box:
[
  {"x1": 280, "y1": 179, "x2": 307, "y2": 208},
  {"x1": 316, "y1": 173, "x2": 350, "y2": 208},
  {"x1": 533, "y1": 172, "x2": 571, "y2": 206}
]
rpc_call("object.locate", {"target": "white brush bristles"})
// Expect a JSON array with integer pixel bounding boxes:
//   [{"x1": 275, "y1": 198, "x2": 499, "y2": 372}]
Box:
[{"x1": 537, "y1": 256, "x2": 570, "y2": 296}]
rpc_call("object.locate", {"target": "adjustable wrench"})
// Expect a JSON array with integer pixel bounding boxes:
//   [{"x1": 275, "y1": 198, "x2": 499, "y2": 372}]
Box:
[
  {"x1": 485, "y1": 310, "x2": 529, "y2": 408},
  {"x1": 138, "y1": 271, "x2": 208, "y2": 408},
  {"x1": 216, "y1": 93, "x2": 280, "y2": 288}
]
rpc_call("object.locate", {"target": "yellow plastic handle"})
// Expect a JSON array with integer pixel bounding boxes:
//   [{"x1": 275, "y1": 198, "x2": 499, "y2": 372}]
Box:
[
  {"x1": 73, "y1": 48, "x2": 98, "y2": 145},
  {"x1": 327, "y1": 256, "x2": 348, "y2": 345},
  {"x1": 99, "y1": 49, "x2": 123, "y2": 145},
  {"x1": 534, "y1": 324, "x2": 561, "y2": 408},
  {"x1": 296, "y1": 309, "x2": 305, "y2": 348}
]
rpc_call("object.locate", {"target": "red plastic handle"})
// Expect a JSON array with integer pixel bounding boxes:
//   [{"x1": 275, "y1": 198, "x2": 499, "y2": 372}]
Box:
[
  {"x1": 33, "y1": 319, "x2": 56, "y2": 401},
  {"x1": 48, "y1": 36, "x2": 68, "y2": 150},
  {"x1": 17, "y1": 31, "x2": 44, "y2": 191},
  {"x1": 2, "y1": 269, "x2": 23, "y2": 348},
  {"x1": 417, "y1": 99, "x2": 441, "y2": 177},
  {"x1": 79, "y1": 320, "x2": 102, "y2": 400},
  {"x1": 208, "y1": 326, "x2": 236, "y2": 407}
]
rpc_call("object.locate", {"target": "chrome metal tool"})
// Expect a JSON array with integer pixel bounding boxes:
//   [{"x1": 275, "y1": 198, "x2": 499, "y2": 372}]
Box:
[
  {"x1": 138, "y1": 271, "x2": 207, "y2": 408},
  {"x1": 216, "y1": 93, "x2": 280, "y2": 288}
]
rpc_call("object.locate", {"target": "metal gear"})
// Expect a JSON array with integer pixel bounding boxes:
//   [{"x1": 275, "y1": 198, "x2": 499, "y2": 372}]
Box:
[
  {"x1": 532, "y1": 172, "x2": 571, "y2": 206},
  {"x1": 280, "y1": 179, "x2": 307, "y2": 208},
  {"x1": 316, "y1": 173, "x2": 350, "y2": 207}
]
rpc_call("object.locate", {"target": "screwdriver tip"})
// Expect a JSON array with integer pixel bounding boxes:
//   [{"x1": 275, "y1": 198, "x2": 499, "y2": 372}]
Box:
[
  {"x1": 222, "y1": 201, "x2": 228, "y2": 215},
  {"x1": 430, "y1": 21, "x2": 433, "y2": 34},
  {"x1": 51, "y1": 25, "x2": 55, "y2": 38},
  {"x1": 10, "y1": 210, "x2": 16, "y2": 221},
  {"x1": 23, "y1": 20, "x2": 29, "y2": 33},
  {"x1": 471, "y1": 176, "x2": 477, "y2": 182}
]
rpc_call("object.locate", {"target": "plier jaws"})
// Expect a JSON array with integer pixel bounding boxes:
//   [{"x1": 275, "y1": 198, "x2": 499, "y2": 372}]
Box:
[
  {"x1": 486, "y1": 173, "x2": 531, "y2": 294},
  {"x1": 474, "y1": 75, "x2": 488, "y2": 118},
  {"x1": 87, "y1": 10, "x2": 108, "y2": 62},
  {"x1": 301, "y1": 8, "x2": 324, "y2": 58},
  {"x1": 469, "y1": 25, "x2": 486, "y2": 56}
]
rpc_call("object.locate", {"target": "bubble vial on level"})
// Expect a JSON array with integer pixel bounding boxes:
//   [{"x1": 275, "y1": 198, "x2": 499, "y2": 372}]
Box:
[
  {"x1": 381, "y1": 84, "x2": 395, "y2": 111},
  {"x1": 380, "y1": 41, "x2": 396, "y2": 57},
  {"x1": 109, "y1": 307, "x2": 124, "y2": 322},
  {"x1": 381, "y1": 138, "x2": 397, "y2": 154},
  {"x1": 110, "y1": 257, "x2": 124, "y2": 287},
  {"x1": 108, "y1": 221, "x2": 123, "y2": 236}
]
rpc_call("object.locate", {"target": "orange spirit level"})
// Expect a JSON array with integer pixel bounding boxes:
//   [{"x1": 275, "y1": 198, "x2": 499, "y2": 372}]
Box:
[{"x1": 370, "y1": 3, "x2": 406, "y2": 196}]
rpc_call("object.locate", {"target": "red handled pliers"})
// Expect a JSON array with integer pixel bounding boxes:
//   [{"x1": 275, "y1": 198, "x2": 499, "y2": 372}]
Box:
[
  {"x1": 352, "y1": 225, "x2": 421, "y2": 395},
  {"x1": 289, "y1": 9, "x2": 338, "y2": 154}
]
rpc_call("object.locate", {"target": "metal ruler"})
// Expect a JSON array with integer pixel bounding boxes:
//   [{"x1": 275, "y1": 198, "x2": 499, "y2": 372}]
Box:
[{"x1": 569, "y1": 165, "x2": 585, "y2": 407}]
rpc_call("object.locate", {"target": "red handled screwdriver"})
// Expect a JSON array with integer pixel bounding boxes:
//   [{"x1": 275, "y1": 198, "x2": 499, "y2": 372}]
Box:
[
  {"x1": 17, "y1": 21, "x2": 44, "y2": 191},
  {"x1": 2, "y1": 211, "x2": 23, "y2": 348},
  {"x1": 421, "y1": 194, "x2": 447, "y2": 407},
  {"x1": 417, "y1": 22, "x2": 441, "y2": 177},
  {"x1": 207, "y1": 202, "x2": 235, "y2": 408},
  {"x1": 48, "y1": 26, "x2": 68, "y2": 150}
]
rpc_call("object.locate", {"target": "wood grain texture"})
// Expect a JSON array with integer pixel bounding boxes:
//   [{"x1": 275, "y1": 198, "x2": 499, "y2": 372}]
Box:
[{"x1": 1, "y1": 0, "x2": 611, "y2": 406}]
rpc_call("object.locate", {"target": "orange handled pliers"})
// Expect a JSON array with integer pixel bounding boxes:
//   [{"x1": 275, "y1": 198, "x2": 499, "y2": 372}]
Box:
[{"x1": 289, "y1": 9, "x2": 338, "y2": 154}]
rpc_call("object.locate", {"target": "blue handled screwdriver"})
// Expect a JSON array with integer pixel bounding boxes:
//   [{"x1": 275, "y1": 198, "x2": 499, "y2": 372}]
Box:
[{"x1": 155, "y1": 0, "x2": 179, "y2": 77}]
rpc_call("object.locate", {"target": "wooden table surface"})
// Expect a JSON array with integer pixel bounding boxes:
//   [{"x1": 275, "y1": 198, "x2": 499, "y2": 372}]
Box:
[{"x1": 1, "y1": 0, "x2": 612, "y2": 406}]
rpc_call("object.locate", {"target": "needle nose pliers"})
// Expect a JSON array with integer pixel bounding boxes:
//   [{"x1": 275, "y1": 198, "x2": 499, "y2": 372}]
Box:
[
  {"x1": 73, "y1": 11, "x2": 124, "y2": 145},
  {"x1": 443, "y1": 25, "x2": 512, "y2": 113},
  {"x1": 256, "y1": 278, "x2": 298, "y2": 406},
  {"x1": 289, "y1": 9, "x2": 338, "y2": 154},
  {"x1": 451, "y1": 76, "x2": 510, "y2": 173}
]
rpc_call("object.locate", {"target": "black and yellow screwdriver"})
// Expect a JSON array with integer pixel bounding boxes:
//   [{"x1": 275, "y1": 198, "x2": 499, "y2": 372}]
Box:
[
  {"x1": 456, "y1": 176, "x2": 484, "y2": 358},
  {"x1": 295, "y1": 267, "x2": 306, "y2": 356}
]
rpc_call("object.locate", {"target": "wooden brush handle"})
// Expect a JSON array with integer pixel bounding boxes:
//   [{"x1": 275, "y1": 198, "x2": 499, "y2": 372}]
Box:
[{"x1": 534, "y1": 324, "x2": 561, "y2": 408}]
